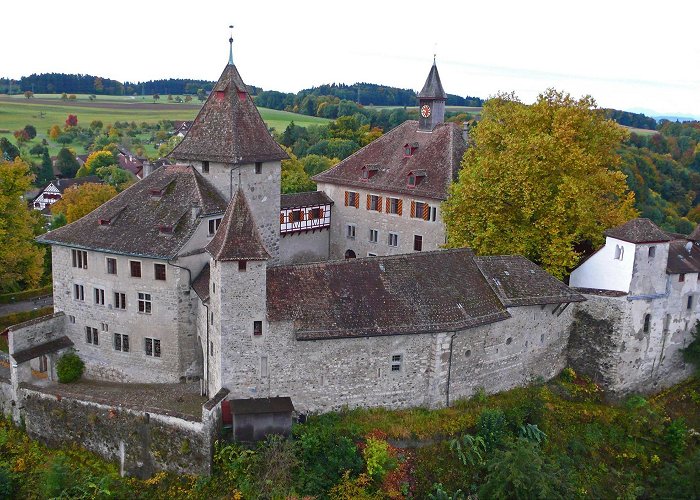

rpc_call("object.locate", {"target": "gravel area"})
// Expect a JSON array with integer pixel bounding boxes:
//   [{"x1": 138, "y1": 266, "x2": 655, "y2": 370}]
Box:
[{"x1": 30, "y1": 379, "x2": 207, "y2": 420}]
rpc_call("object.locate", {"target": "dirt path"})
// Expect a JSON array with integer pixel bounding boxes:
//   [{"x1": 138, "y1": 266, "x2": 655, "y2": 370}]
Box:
[{"x1": 0, "y1": 295, "x2": 53, "y2": 316}]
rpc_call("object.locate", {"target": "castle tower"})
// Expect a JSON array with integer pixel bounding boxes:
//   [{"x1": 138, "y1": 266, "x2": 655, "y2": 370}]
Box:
[
  {"x1": 205, "y1": 188, "x2": 270, "y2": 396},
  {"x1": 417, "y1": 59, "x2": 447, "y2": 132},
  {"x1": 170, "y1": 35, "x2": 287, "y2": 262}
]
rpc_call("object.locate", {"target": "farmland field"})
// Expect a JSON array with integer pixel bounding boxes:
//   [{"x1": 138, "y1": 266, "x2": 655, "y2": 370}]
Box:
[{"x1": 0, "y1": 94, "x2": 330, "y2": 156}]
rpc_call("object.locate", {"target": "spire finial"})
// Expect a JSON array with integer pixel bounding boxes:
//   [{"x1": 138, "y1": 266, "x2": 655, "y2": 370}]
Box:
[
  {"x1": 433, "y1": 42, "x2": 437, "y2": 65},
  {"x1": 228, "y1": 25, "x2": 234, "y2": 65}
]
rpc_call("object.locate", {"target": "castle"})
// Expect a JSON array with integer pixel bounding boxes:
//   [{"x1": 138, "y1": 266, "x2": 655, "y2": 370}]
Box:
[{"x1": 2, "y1": 45, "x2": 698, "y2": 465}]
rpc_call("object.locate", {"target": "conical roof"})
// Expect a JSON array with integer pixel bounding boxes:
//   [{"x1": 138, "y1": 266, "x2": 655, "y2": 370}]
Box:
[
  {"x1": 170, "y1": 64, "x2": 288, "y2": 164},
  {"x1": 205, "y1": 187, "x2": 270, "y2": 261},
  {"x1": 418, "y1": 62, "x2": 447, "y2": 100},
  {"x1": 689, "y1": 224, "x2": 700, "y2": 241}
]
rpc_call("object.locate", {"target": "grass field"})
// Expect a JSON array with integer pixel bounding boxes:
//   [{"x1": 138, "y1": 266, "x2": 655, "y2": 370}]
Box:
[
  {"x1": 0, "y1": 94, "x2": 330, "y2": 156},
  {"x1": 623, "y1": 125, "x2": 659, "y2": 136},
  {"x1": 366, "y1": 105, "x2": 483, "y2": 115}
]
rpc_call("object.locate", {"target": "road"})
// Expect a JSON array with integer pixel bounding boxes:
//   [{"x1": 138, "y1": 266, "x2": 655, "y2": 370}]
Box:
[{"x1": 0, "y1": 295, "x2": 54, "y2": 316}]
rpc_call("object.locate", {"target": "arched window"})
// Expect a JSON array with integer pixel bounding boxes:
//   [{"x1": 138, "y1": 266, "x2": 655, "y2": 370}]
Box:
[
  {"x1": 614, "y1": 244, "x2": 624, "y2": 260},
  {"x1": 344, "y1": 249, "x2": 356, "y2": 259},
  {"x1": 643, "y1": 313, "x2": 651, "y2": 333}
]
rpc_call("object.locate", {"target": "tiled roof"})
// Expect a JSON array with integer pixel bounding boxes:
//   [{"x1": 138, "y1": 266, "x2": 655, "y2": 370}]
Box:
[
  {"x1": 230, "y1": 397, "x2": 294, "y2": 415},
  {"x1": 474, "y1": 255, "x2": 586, "y2": 307},
  {"x1": 205, "y1": 188, "x2": 270, "y2": 261},
  {"x1": 192, "y1": 264, "x2": 210, "y2": 302},
  {"x1": 12, "y1": 336, "x2": 73, "y2": 364},
  {"x1": 666, "y1": 240, "x2": 700, "y2": 274},
  {"x1": 170, "y1": 64, "x2": 288, "y2": 164},
  {"x1": 312, "y1": 120, "x2": 466, "y2": 200},
  {"x1": 280, "y1": 191, "x2": 333, "y2": 209},
  {"x1": 573, "y1": 288, "x2": 628, "y2": 298},
  {"x1": 37, "y1": 165, "x2": 227, "y2": 259},
  {"x1": 604, "y1": 218, "x2": 671, "y2": 244},
  {"x1": 50, "y1": 175, "x2": 102, "y2": 194},
  {"x1": 689, "y1": 225, "x2": 700, "y2": 241},
  {"x1": 418, "y1": 62, "x2": 447, "y2": 99},
  {"x1": 267, "y1": 249, "x2": 510, "y2": 340}
]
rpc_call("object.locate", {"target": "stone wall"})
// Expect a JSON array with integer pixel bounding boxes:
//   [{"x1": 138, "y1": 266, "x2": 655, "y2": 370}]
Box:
[
  {"x1": 0, "y1": 380, "x2": 13, "y2": 418},
  {"x1": 317, "y1": 182, "x2": 446, "y2": 260},
  {"x1": 279, "y1": 228, "x2": 330, "y2": 264},
  {"x1": 18, "y1": 385, "x2": 223, "y2": 477},
  {"x1": 8, "y1": 312, "x2": 66, "y2": 354}
]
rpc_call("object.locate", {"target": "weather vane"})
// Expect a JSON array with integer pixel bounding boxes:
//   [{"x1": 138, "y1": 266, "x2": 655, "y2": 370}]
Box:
[{"x1": 228, "y1": 25, "x2": 234, "y2": 64}]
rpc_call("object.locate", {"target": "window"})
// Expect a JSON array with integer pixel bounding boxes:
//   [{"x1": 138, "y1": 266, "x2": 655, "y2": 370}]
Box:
[
  {"x1": 114, "y1": 333, "x2": 129, "y2": 352},
  {"x1": 85, "y1": 326, "x2": 98, "y2": 345},
  {"x1": 93, "y1": 287, "x2": 105, "y2": 306},
  {"x1": 210, "y1": 312, "x2": 214, "y2": 325},
  {"x1": 648, "y1": 246, "x2": 656, "y2": 258},
  {"x1": 101, "y1": 322, "x2": 108, "y2": 332},
  {"x1": 388, "y1": 197, "x2": 402, "y2": 215},
  {"x1": 345, "y1": 191, "x2": 359, "y2": 208},
  {"x1": 643, "y1": 313, "x2": 651, "y2": 333},
  {"x1": 74, "y1": 284, "x2": 85, "y2": 301},
  {"x1": 614, "y1": 245, "x2": 624, "y2": 260},
  {"x1": 154, "y1": 263, "x2": 166, "y2": 281},
  {"x1": 130, "y1": 261, "x2": 142, "y2": 278},
  {"x1": 465, "y1": 349, "x2": 471, "y2": 357},
  {"x1": 309, "y1": 207, "x2": 321, "y2": 219},
  {"x1": 212, "y1": 282, "x2": 215, "y2": 294},
  {"x1": 367, "y1": 194, "x2": 382, "y2": 212},
  {"x1": 253, "y1": 320, "x2": 263, "y2": 336},
  {"x1": 68, "y1": 315, "x2": 76, "y2": 324},
  {"x1": 106, "y1": 257, "x2": 117, "y2": 275},
  {"x1": 688, "y1": 296, "x2": 694, "y2": 310},
  {"x1": 411, "y1": 201, "x2": 429, "y2": 220},
  {"x1": 261, "y1": 355, "x2": 268, "y2": 377},
  {"x1": 209, "y1": 341, "x2": 214, "y2": 355},
  {"x1": 414, "y1": 235, "x2": 423, "y2": 252},
  {"x1": 145, "y1": 337, "x2": 161, "y2": 357},
  {"x1": 114, "y1": 292, "x2": 126, "y2": 310},
  {"x1": 388, "y1": 232, "x2": 398, "y2": 247},
  {"x1": 208, "y1": 217, "x2": 222, "y2": 236},
  {"x1": 238, "y1": 260, "x2": 247, "y2": 271},
  {"x1": 391, "y1": 354, "x2": 402, "y2": 372},
  {"x1": 255, "y1": 162, "x2": 262, "y2": 174},
  {"x1": 290, "y1": 210, "x2": 303, "y2": 222},
  {"x1": 679, "y1": 273, "x2": 685, "y2": 282},
  {"x1": 408, "y1": 174, "x2": 416, "y2": 186},
  {"x1": 506, "y1": 337, "x2": 513, "y2": 345},
  {"x1": 367, "y1": 252, "x2": 377, "y2": 257},
  {"x1": 429, "y1": 206, "x2": 437, "y2": 222},
  {"x1": 71, "y1": 249, "x2": 88, "y2": 269},
  {"x1": 346, "y1": 224, "x2": 356, "y2": 239},
  {"x1": 138, "y1": 292, "x2": 152, "y2": 314},
  {"x1": 369, "y1": 229, "x2": 378, "y2": 243},
  {"x1": 202, "y1": 161, "x2": 209, "y2": 173}
]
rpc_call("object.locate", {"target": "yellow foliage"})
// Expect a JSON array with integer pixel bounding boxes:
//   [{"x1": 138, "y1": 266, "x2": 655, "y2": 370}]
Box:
[{"x1": 51, "y1": 182, "x2": 118, "y2": 223}]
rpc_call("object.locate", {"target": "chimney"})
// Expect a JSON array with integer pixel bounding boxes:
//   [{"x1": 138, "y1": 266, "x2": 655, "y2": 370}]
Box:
[
  {"x1": 142, "y1": 161, "x2": 155, "y2": 178},
  {"x1": 191, "y1": 202, "x2": 200, "y2": 219},
  {"x1": 462, "y1": 121, "x2": 469, "y2": 143}
]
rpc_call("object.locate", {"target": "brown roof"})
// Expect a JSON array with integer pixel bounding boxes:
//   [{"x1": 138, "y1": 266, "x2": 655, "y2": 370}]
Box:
[
  {"x1": 312, "y1": 120, "x2": 466, "y2": 200},
  {"x1": 604, "y1": 218, "x2": 672, "y2": 244},
  {"x1": 474, "y1": 255, "x2": 586, "y2": 307},
  {"x1": 267, "y1": 249, "x2": 510, "y2": 340},
  {"x1": 48, "y1": 175, "x2": 102, "y2": 194},
  {"x1": 38, "y1": 165, "x2": 227, "y2": 259},
  {"x1": 205, "y1": 188, "x2": 270, "y2": 261},
  {"x1": 230, "y1": 397, "x2": 294, "y2": 415},
  {"x1": 280, "y1": 191, "x2": 333, "y2": 209},
  {"x1": 192, "y1": 264, "x2": 210, "y2": 302},
  {"x1": 666, "y1": 240, "x2": 700, "y2": 274},
  {"x1": 689, "y1": 225, "x2": 700, "y2": 241},
  {"x1": 573, "y1": 287, "x2": 628, "y2": 298},
  {"x1": 170, "y1": 64, "x2": 288, "y2": 164},
  {"x1": 12, "y1": 336, "x2": 73, "y2": 364},
  {"x1": 418, "y1": 62, "x2": 447, "y2": 99}
]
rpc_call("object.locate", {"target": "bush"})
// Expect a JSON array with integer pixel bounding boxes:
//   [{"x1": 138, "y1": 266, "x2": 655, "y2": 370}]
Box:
[
  {"x1": 476, "y1": 408, "x2": 509, "y2": 452},
  {"x1": 664, "y1": 418, "x2": 688, "y2": 458},
  {"x1": 0, "y1": 466, "x2": 14, "y2": 500},
  {"x1": 56, "y1": 352, "x2": 84, "y2": 383}
]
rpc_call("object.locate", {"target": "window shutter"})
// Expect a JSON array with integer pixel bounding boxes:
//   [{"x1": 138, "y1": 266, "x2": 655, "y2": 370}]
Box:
[
  {"x1": 398, "y1": 199, "x2": 403, "y2": 216},
  {"x1": 423, "y1": 203, "x2": 430, "y2": 220},
  {"x1": 377, "y1": 196, "x2": 383, "y2": 212},
  {"x1": 279, "y1": 212, "x2": 284, "y2": 224},
  {"x1": 344, "y1": 191, "x2": 349, "y2": 206},
  {"x1": 366, "y1": 194, "x2": 371, "y2": 210},
  {"x1": 299, "y1": 210, "x2": 305, "y2": 221},
  {"x1": 319, "y1": 208, "x2": 324, "y2": 218},
  {"x1": 385, "y1": 198, "x2": 390, "y2": 212},
  {"x1": 354, "y1": 193, "x2": 359, "y2": 209},
  {"x1": 410, "y1": 200, "x2": 416, "y2": 218}
]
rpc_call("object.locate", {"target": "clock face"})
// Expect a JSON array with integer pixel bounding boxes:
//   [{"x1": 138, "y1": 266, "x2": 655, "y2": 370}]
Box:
[{"x1": 421, "y1": 104, "x2": 431, "y2": 118}]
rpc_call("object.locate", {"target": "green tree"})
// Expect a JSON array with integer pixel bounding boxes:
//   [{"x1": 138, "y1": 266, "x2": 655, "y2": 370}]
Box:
[
  {"x1": 0, "y1": 159, "x2": 45, "y2": 292},
  {"x1": 96, "y1": 165, "x2": 135, "y2": 191},
  {"x1": 281, "y1": 147, "x2": 315, "y2": 194},
  {"x1": 23, "y1": 125, "x2": 37, "y2": 140},
  {"x1": 55, "y1": 148, "x2": 80, "y2": 178},
  {"x1": 51, "y1": 182, "x2": 118, "y2": 223},
  {"x1": 197, "y1": 88, "x2": 206, "y2": 102},
  {"x1": 443, "y1": 89, "x2": 637, "y2": 278},
  {"x1": 29, "y1": 143, "x2": 46, "y2": 157},
  {"x1": 301, "y1": 154, "x2": 338, "y2": 176},
  {"x1": 79, "y1": 150, "x2": 116, "y2": 177},
  {"x1": 0, "y1": 138, "x2": 20, "y2": 161},
  {"x1": 36, "y1": 151, "x2": 54, "y2": 186}
]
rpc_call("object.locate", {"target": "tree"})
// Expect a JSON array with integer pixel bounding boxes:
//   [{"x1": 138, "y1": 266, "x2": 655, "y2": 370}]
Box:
[
  {"x1": 36, "y1": 151, "x2": 54, "y2": 186},
  {"x1": 184, "y1": 95, "x2": 192, "y2": 103},
  {"x1": 23, "y1": 124, "x2": 37, "y2": 140},
  {"x1": 24, "y1": 90, "x2": 33, "y2": 99},
  {"x1": 0, "y1": 138, "x2": 20, "y2": 161},
  {"x1": 13, "y1": 129, "x2": 30, "y2": 145},
  {"x1": 79, "y1": 150, "x2": 116, "y2": 177},
  {"x1": 65, "y1": 114, "x2": 78, "y2": 128},
  {"x1": 55, "y1": 147, "x2": 80, "y2": 178},
  {"x1": 281, "y1": 147, "x2": 315, "y2": 194},
  {"x1": 29, "y1": 144, "x2": 46, "y2": 157},
  {"x1": 196, "y1": 88, "x2": 206, "y2": 102},
  {"x1": 68, "y1": 94, "x2": 76, "y2": 100},
  {"x1": 0, "y1": 159, "x2": 45, "y2": 292},
  {"x1": 153, "y1": 93, "x2": 160, "y2": 102},
  {"x1": 61, "y1": 93, "x2": 68, "y2": 100},
  {"x1": 95, "y1": 165, "x2": 135, "y2": 191},
  {"x1": 443, "y1": 89, "x2": 637, "y2": 278},
  {"x1": 48, "y1": 124, "x2": 61, "y2": 140},
  {"x1": 51, "y1": 182, "x2": 118, "y2": 223}
]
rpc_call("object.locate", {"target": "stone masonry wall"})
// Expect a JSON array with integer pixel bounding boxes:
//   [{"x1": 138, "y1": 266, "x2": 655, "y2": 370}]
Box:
[
  {"x1": 8, "y1": 312, "x2": 66, "y2": 354},
  {"x1": 279, "y1": 228, "x2": 330, "y2": 265}
]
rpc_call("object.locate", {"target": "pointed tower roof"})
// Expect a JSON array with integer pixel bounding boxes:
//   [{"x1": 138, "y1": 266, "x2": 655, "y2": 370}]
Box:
[
  {"x1": 418, "y1": 61, "x2": 447, "y2": 100},
  {"x1": 205, "y1": 188, "x2": 270, "y2": 261},
  {"x1": 170, "y1": 63, "x2": 288, "y2": 164}
]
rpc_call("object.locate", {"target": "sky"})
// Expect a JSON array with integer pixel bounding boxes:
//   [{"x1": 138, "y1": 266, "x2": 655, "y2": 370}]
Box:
[{"x1": 3, "y1": 0, "x2": 699, "y2": 117}]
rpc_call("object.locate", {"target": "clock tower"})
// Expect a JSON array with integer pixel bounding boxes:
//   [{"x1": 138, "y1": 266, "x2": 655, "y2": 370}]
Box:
[{"x1": 417, "y1": 59, "x2": 447, "y2": 132}]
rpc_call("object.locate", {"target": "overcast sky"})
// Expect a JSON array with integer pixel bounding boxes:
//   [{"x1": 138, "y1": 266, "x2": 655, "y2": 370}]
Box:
[{"x1": 3, "y1": 0, "x2": 699, "y2": 117}]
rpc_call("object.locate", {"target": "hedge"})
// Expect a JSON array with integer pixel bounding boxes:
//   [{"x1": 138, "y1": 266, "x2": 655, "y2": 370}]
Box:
[{"x1": 0, "y1": 285, "x2": 53, "y2": 304}]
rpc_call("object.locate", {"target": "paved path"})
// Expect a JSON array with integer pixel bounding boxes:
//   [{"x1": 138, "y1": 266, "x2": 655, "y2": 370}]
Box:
[{"x1": 0, "y1": 295, "x2": 53, "y2": 316}]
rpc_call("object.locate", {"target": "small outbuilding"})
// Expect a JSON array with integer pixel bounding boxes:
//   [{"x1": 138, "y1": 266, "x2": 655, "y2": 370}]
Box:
[{"x1": 225, "y1": 397, "x2": 294, "y2": 442}]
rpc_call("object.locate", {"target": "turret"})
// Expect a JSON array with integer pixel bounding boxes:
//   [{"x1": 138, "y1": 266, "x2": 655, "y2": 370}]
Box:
[{"x1": 417, "y1": 59, "x2": 447, "y2": 132}]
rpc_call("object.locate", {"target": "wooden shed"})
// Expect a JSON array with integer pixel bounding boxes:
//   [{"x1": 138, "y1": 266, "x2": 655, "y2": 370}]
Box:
[{"x1": 226, "y1": 397, "x2": 294, "y2": 442}]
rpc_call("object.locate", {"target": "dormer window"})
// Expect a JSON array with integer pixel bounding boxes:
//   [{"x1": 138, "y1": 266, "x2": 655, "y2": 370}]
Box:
[
  {"x1": 404, "y1": 142, "x2": 419, "y2": 156},
  {"x1": 407, "y1": 170, "x2": 426, "y2": 188},
  {"x1": 361, "y1": 165, "x2": 378, "y2": 181},
  {"x1": 98, "y1": 218, "x2": 110, "y2": 226},
  {"x1": 237, "y1": 91, "x2": 247, "y2": 102},
  {"x1": 215, "y1": 90, "x2": 225, "y2": 101},
  {"x1": 158, "y1": 224, "x2": 173, "y2": 234}
]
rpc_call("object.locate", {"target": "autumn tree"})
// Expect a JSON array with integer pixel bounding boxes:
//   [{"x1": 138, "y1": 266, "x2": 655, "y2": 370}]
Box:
[
  {"x1": 48, "y1": 124, "x2": 62, "y2": 140},
  {"x1": 281, "y1": 147, "x2": 315, "y2": 194},
  {"x1": 0, "y1": 159, "x2": 46, "y2": 292},
  {"x1": 13, "y1": 129, "x2": 30, "y2": 144},
  {"x1": 51, "y1": 182, "x2": 118, "y2": 223},
  {"x1": 443, "y1": 89, "x2": 637, "y2": 278},
  {"x1": 76, "y1": 150, "x2": 115, "y2": 177},
  {"x1": 65, "y1": 114, "x2": 78, "y2": 128}
]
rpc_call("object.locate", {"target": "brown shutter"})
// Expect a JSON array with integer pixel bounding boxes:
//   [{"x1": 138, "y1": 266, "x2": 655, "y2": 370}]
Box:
[
  {"x1": 354, "y1": 193, "x2": 359, "y2": 209},
  {"x1": 377, "y1": 196, "x2": 383, "y2": 212},
  {"x1": 279, "y1": 212, "x2": 284, "y2": 224},
  {"x1": 423, "y1": 203, "x2": 430, "y2": 220},
  {"x1": 299, "y1": 210, "x2": 305, "y2": 221},
  {"x1": 410, "y1": 200, "x2": 416, "y2": 218},
  {"x1": 344, "y1": 191, "x2": 349, "y2": 206},
  {"x1": 319, "y1": 208, "x2": 324, "y2": 218},
  {"x1": 366, "y1": 194, "x2": 371, "y2": 210},
  {"x1": 385, "y1": 198, "x2": 390, "y2": 212},
  {"x1": 397, "y1": 199, "x2": 403, "y2": 216}
]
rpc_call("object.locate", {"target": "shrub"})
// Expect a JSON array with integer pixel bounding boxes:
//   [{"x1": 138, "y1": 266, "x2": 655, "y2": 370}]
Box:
[
  {"x1": 681, "y1": 322, "x2": 700, "y2": 371},
  {"x1": 664, "y1": 418, "x2": 688, "y2": 458},
  {"x1": 362, "y1": 436, "x2": 395, "y2": 481},
  {"x1": 56, "y1": 352, "x2": 84, "y2": 383},
  {"x1": 41, "y1": 455, "x2": 72, "y2": 498},
  {"x1": 0, "y1": 466, "x2": 14, "y2": 500},
  {"x1": 476, "y1": 408, "x2": 509, "y2": 452},
  {"x1": 561, "y1": 367, "x2": 576, "y2": 383}
]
